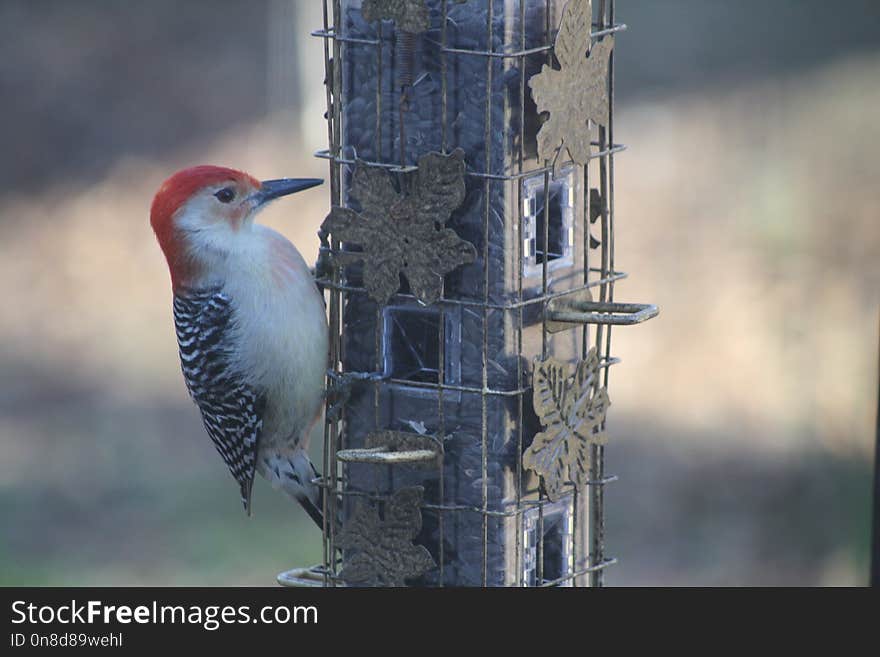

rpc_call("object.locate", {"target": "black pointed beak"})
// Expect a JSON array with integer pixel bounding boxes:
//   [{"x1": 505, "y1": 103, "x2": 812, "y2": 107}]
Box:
[{"x1": 255, "y1": 178, "x2": 323, "y2": 205}]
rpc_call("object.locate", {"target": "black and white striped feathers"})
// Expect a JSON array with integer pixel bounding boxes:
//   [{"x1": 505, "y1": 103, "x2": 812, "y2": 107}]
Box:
[{"x1": 173, "y1": 287, "x2": 265, "y2": 513}]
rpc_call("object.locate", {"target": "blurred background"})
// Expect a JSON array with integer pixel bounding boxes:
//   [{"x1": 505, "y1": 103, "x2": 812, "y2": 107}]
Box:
[{"x1": 0, "y1": 0, "x2": 877, "y2": 586}]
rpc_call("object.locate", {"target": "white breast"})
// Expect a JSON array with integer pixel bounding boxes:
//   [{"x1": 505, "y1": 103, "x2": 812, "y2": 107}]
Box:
[{"x1": 208, "y1": 225, "x2": 328, "y2": 448}]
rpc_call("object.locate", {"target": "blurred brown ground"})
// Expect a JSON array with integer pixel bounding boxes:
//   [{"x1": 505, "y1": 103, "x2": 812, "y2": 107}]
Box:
[{"x1": 0, "y1": 1, "x2": 877, "y2": 586}]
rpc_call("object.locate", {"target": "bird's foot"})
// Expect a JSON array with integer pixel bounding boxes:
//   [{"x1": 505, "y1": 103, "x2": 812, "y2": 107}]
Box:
[{"x1": 325, "y1": 370, "x2": 384, "y2": 421}]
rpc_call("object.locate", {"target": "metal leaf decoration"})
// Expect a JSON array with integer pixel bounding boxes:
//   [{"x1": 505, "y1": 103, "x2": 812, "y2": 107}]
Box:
[
  {"x1": 322, "y1": 149, "x2": 476, "y2": 306},
  {"x1": 528, "y1": 0, "x2": 613, "y2": 169},
  {"x1": 362, "y1": 0, "x2": 467, "y2": 33},
  {"x1": 337, "y1": 486, "x2": 436, "y2": 586},
  {"x1": 523, "y1": 347, "x2": 610, "y2": 500},
  {"x1": 362, "y1": 0, "x2": 428, "y2": 33}
]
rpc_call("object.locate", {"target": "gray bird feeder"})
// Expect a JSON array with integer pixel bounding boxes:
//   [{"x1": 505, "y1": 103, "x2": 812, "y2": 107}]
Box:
[{"x1": 280, "y1": 0, "x2": 656, "y2": 587}]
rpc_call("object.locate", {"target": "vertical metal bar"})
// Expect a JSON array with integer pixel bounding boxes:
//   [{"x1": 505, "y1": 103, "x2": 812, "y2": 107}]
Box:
[
  {"x1": 603, "y1": 0, "x2": 617, "y2": 388},
  {"x1": 535, "y1": 0, "x2": 554, "y2": 586},
  {"x1": 593, "y1": 15, "x2": 608, "y2": 378},
  {"x1": 374, "y1": 0, "x2": 386, "y2": 438},
  {"x1": 319, "y1": 0, "x2": 344, "y2": 586},
  {"x1": 336, "y1": 82, "x2": 356, "y2": 583},
  {"x1": 534, "y1": 0, "x2": 552, "y2": 587},
  {"x1": 538, "y1": 0, "x2": 551, "y2": 362},
  {"x1": 576, "y1": 4, "x2": 593, "y2": 589},
  {"x1": 437, "y1": 0, "x2": 453, "y2": 588},
  {"x1": 319, "y1": 0, "x2": 332, "y2": 587},
  {"x1": 598, "y1": 0, "x2": 617, "y2": 587},
  {"x1": 541, "y1": 168, "x2": 550, "y2": 357},
  {"x1": 432, "y1": 1, "x2": 449, "y2": 589},
  {"x1": 377, "y1": 21, "x2": 383, "y2": 159},
  {"x1": 328, "y1": 0, "x2": 345, "y2": 585},
  {"x1": 373, "y1": 0, "x2": 386, "y2": 512},
  {"x1": 437, "y1": 299, "x2": 446, "y2": 586},
  {"x1": 537, "y1": 501, "x2": 545, "y2": 585},
  {"x1": 373, "y1": 320, "x2": 381, "y2": 432},
  {"x1": 480, "y1": 0, "x2": 495, "y2": 587},
  {"x1": 441, "y1": 0, "x2": 449, "y2": 153},
  {"x1": 589, "y1": 0, "x2": 612, "y2": 588},
  {"x1": 396, "y1": 22, "x2": 419, "y2": 167},
  {"x1": 515, "y1": 0, "x2": 526, "y2": 587}
]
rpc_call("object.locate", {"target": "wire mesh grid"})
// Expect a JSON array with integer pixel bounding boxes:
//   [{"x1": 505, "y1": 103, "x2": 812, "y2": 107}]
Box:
[{"x1": 296, "y1": 0, "x2": 635, "y2": 587}]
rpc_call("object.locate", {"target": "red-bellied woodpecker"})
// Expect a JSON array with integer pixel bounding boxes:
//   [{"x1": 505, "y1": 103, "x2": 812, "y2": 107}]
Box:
[{"x1": 150, "y1": 165, "x2": 328, "y2": 525}]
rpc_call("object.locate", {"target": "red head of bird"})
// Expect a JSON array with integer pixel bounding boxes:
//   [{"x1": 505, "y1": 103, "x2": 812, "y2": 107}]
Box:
[{"x1": 150, "y1": 165, "x2": 322, "y2": 289}]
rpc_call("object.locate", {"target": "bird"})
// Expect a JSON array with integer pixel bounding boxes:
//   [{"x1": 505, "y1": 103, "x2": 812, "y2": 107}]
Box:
[{"x1": 150, "y1": 165, "x2": 328, "y2": 526}]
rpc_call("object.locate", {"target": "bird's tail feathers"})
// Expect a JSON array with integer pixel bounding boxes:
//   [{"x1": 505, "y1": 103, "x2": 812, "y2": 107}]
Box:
[
  {"x1": 240, "y1": 477, "x2": 256, "y2": 516},
  {"x1": 261, "y1": 449, "x2": 325, "y2": 529}
]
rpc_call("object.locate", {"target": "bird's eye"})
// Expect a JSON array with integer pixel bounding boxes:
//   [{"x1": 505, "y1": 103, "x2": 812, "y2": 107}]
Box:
[{"x1": 214, "y1": 187, "x2": 235, "y2": 203}]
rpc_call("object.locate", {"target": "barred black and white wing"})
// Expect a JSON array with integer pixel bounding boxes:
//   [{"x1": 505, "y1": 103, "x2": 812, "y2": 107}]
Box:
[{"x1": 173, "y1": 287, "x2": 265, "y2": 513}]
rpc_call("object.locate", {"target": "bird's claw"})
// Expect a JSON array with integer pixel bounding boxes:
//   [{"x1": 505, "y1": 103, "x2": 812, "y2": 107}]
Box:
[{"x1": 325, "y1": 370, "x2": 383, "y2": 421}]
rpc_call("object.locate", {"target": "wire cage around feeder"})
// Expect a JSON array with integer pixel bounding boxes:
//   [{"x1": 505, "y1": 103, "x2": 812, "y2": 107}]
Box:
[{"x1": 279, "y1": 0, "x2": 657, "y2": 587}]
